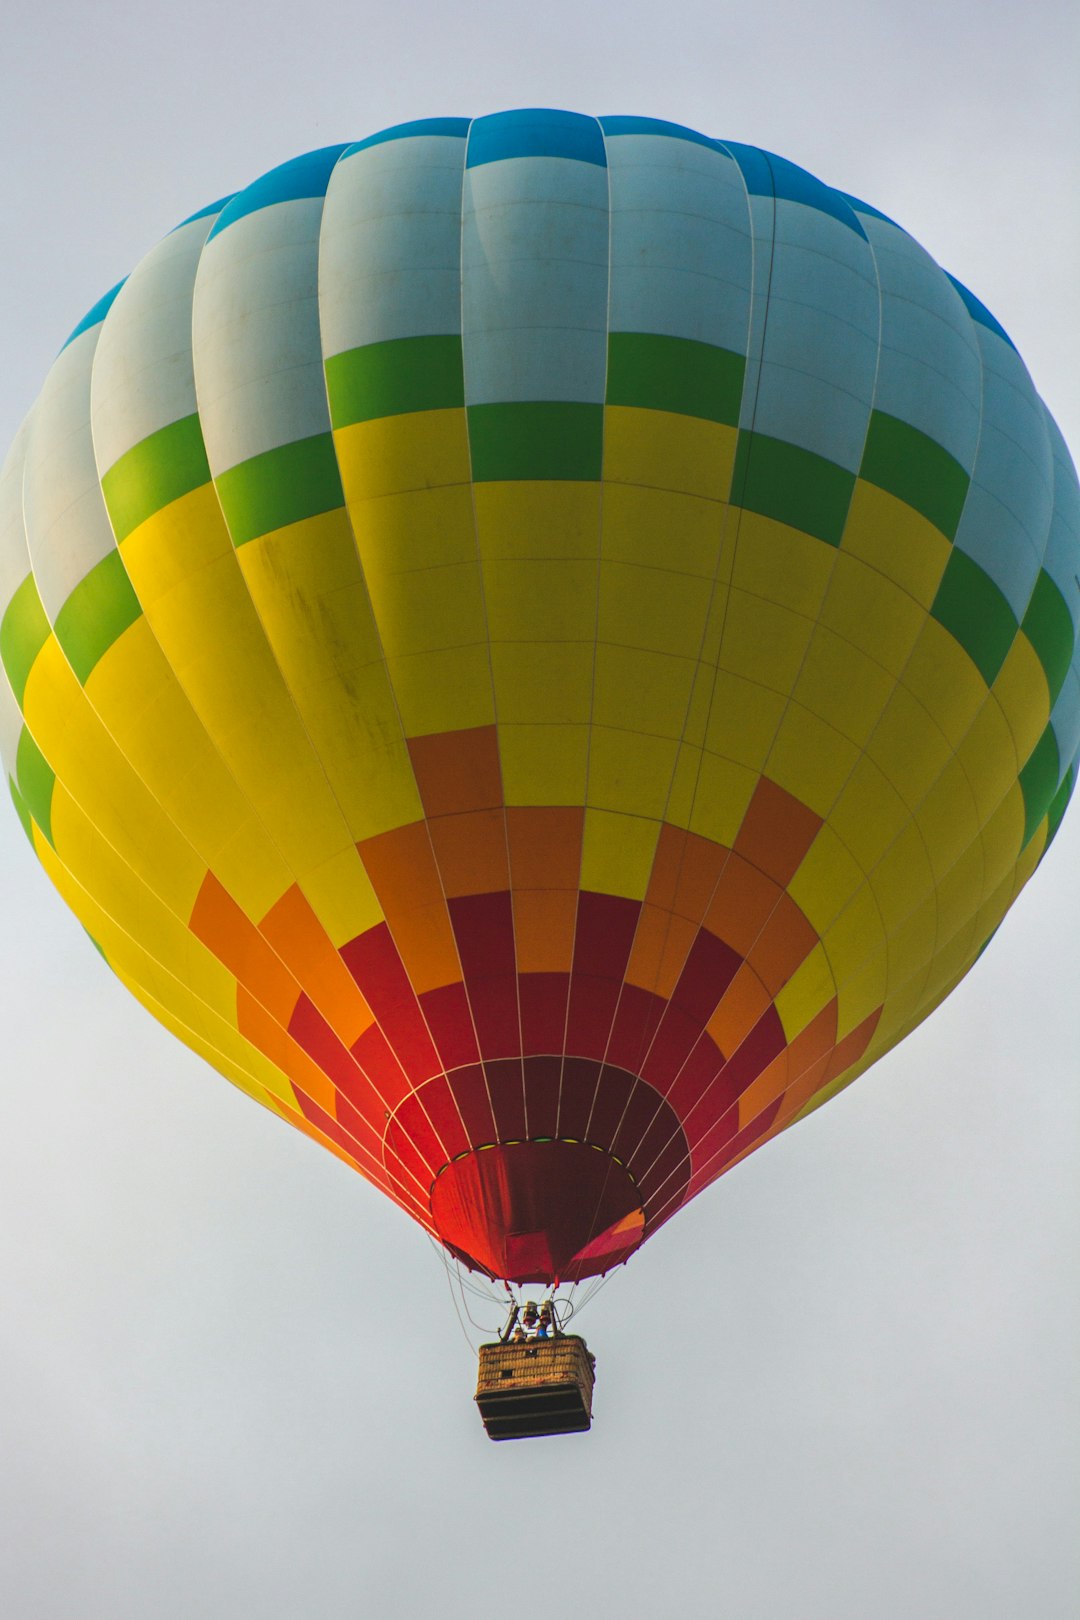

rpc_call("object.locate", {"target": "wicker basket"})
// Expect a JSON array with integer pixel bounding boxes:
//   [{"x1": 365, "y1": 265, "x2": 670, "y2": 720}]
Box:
[{"x1": 475, "y1": 1335, "x2": 596, "y2": 1441}]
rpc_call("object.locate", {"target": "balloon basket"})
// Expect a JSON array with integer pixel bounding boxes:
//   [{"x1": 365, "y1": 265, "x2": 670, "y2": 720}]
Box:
[{"x1": 475, "y1": 1335, "x2": 596, "y2": 1441}]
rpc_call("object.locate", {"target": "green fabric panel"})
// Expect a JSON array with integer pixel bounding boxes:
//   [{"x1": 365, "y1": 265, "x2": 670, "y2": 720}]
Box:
[
  {"x1": 1020, "y1": 569, "x2": 1075, "y2": 706},
  {"x1": 930, "y1": 548, "x2": 1017, "y2": 687},
  {"x1": 53, "y1": 550, "x2": 142, "y2": 684},
  {"x1": 0, "y1": 573, "x2": 51, "y2": 707},
  {"x1": 100, "y1": 414, "x2": 211, "y2": 542},
  {"x1": 1045, "y1": 762, "x2": 1075, "y2": 849},
  {"x1": 859, "y1": 411, "x2": 970, "y2": 539},
  {"x1": 468, "y1": 402, "x2": 603, "y2": 482},
  {"x1": 15, "y1": 725, "x2": 55, "y2": 846},
  {"x1": 82, "y1": 925, "x2": 107, "y2": 961},
  {"x1": 325, "y1": 335, "x2": 465, "y2": 429},
  {"x1": 606, "y1": 333, "x2": 745, "y2": 425},
  {"x1": 1018, "y1": 724, "x2": 1060, "y2": 849},
  {"x1": 215, "y1": 433, "x2": 345, "y2": 546},
  {"x1": 731, "y1": 431, "x2": 854, "y2": 546},
  {"x1": 8, "y1": 776, "x2": 34, "y2": 845}
]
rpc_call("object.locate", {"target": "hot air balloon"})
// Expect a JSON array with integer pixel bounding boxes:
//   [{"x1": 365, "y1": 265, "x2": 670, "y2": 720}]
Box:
[{"x1": 3, "y1": 112, "x2": 1078, "y2": 1363}]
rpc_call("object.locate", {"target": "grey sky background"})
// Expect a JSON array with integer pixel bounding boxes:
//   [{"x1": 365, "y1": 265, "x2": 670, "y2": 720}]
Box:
[{"x1": 1, "y1": 3, "x2": 1078, "y2": 1615}]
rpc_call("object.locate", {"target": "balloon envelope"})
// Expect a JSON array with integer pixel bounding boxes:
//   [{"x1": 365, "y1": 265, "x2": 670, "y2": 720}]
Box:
[{"x1": 2, "y1": 111, "x2": 1078, "y2": 1283}]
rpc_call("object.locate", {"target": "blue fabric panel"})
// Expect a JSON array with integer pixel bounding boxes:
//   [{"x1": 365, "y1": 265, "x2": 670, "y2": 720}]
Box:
[
  {"x1": 946, "y1": 273, "x2": 1016, "y2": 351},
  {"x1": 840, "y1": 192, "x2": 899, "y2": 227},
  {"x1": 744, "y1": 200, "x2": 880, "y2": 471},
  {"x1": 207, "y1": 145, "x2": 350, "y2": 238},
  {"x1": 61, "y1": 280, "x2": 126, "y2": 351},
  {"x1": 859, "y1": 214, "x2": 982, "y2": 470},
  {"x1": 953, "y1": 335, "x2": 1053, "y2": 620},
  {"x1": 606, "y1": 133, "x2": 751, "y2": 351},
  {"x1": 1050, "y1": 668, "x2": 1080, "y2": 787},
  {"x1": 1040, "y1": 412, "x2": 1080, "y2": 611},
  {"x1": 466, "y1": 109, "x2": 606, "y2": 169},
  {"x1": 345, "y1": 118, "x2": 471, "y2": 155},
  {"x1": 599, "y1": 115, "x2": 719, "y2": 150},
  {"x1": 461, "y1": 151, "x2": 608, "y2": 405}
]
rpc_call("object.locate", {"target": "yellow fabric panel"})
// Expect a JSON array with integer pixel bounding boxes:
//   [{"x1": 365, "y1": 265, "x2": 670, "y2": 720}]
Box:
[
  {"x1": 977, "y1": 787, "x2": 1025, "y2": 902},
  {"x1": 694, "y1": 669, "x2": 786, "y2": 772},
  {"x1": 787, "y1": 821, "x2": 867, "y2": 937},
  {"x1": 718, "y1": 588, "x2": 815, "y2": 698},
  {"x1": 865, "y1": 680, "x2": 954, "y2": 813},
  {"x1": 597, "y1": 559, "x2": 712, "y2": 658},
  {"x1": 587, "y1": 726, "x2": 680, "y2": 820},
  {"x1": 122, "y1": 487, "x2": 353, "y2": 874},
  {"x1": 580, "y1": 809, "x2": 659, "y2": 901},
  {"x1": 678, "y1": 747, "x2": 757, "y2": 843},
  {"x1": 792, "y1": 623, "x2": 897, "y2": 749},
  {"x1": 499, "y1": 722, "x2": 590, "y2": 806},
  {"x1": 490, "y1": 642, "x2": 594, "y2": 725},
  {"x1": 842, "y1": 481, "x2": 951, "y2": 607},
  {"x1": 956, "y1": 695, "x2": 1022, "y2": 827},
  {"x1": 913, "y1": 755, "x2": 981, "y2": 882},
  {"x1": 485, "y1": 557, "x2": 597, "y2": 643},
  {"x1": 593, "y1": 644, "x2": 695, "y2": 739},
  {"x1": 475, "y1": 481, "x2": 601, "y2": 561},
  {"x1": 600, "y1": 482, "x2": 729, "y2": 578},
  {"x1": 821, "y1": 882, "x2": 887, "y2": 1024},
  {"x1": 296, "y1": 843, "x2": 385, "y2": 950},
  {"x1": 829, "y1": 753, "x2": 911, "y2": 871},
  {"x1": 918, "y1": 921, "x2": 981, "y2": 1015},
  {"x1": 368, "y1": 556, "x2": 489, "y2": 659},
  {"x1": 23, "y1": 639, "x2": 206, "y2": 918},
  {"x1": 871, "y1": 819, "x2": 936, "y2": 935},
  {"x1": 772, "y1": 942, "x2": 837, "y2": 1041},
  {"x1": 48, "y1": 786, "x2": 233, "y2": 1020},
  {"x1": 901, "y1": 616, "x2": 988, "y2": 746},
  {"x1": 883, "y1": 885, "x2": 938, "y2": 987},
  {"x1": 818, "y1": 551, "x2": 928, "y2": 676},
  {"x1": 732, "y1": 515, "x2": 835, "y2": 620},
  {"x1": 603, "y1": 406, "x2": 737, "y2": 503},
  {"x1": 991, "y1": 633, "x2": 1050, "y2": 769},
  {"x1": 237, "y1": 508, "x2": 422, "y2": 842},
  {"x1": 385, "y1": 644, "x2": 495, "y2": 735},
  {"x1": 334, "y1": 408, "x2": 470, "y2": 501},
  {"x1": 84, "y1": 615, "x2": 291, "y2": 920},
  {"x1": 765, "y1": 702, "x2": 860, "y2": 818},
  {"x1": 933, "y1": 839, "x2": 985, "y2": 945}
]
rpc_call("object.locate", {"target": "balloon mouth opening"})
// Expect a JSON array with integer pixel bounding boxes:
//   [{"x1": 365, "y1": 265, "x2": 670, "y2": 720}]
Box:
[{"x1": 429, "y1": 1139, "x2": 646, "y2": 1284}]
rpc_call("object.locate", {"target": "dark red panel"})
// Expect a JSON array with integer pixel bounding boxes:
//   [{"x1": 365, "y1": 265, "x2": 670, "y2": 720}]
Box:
[
  {"x1": 641, "y1": 1001, "x2": 705, "y2": 1090},
  {"x1": 293, "y1": 1088, "x2": 383, "y2": 1169},
  {"x1": 605, "y1": 983, "x2": 666, "y2": 1073},
  {"x1": 521, "y1": 1054, "x2": 562, "y2": 1138},
  {"x1": 554, "y1": 1055, "x2": 604, "y2": 1139},
  {"x1": 671, "y1": 928, "x2": 741, "y2": 1020},
  {"x1": 484, "y1": 1056, "x2": 529, "y2": 1141},
  {"x1": 519, "y1": 971, "x2": 570, "y2": 1053},
  {"x1": 408, "y1": 1074, "x2": 471, "y2": 1161},
  {"x1": 448, "y1": 891, "x2": 516, "y2": 981},
  {"x1": 664, "y1": 1029, "x2": 728, "y2": 1121},
  {"x1": 565, "y1": 972, "x2": 623, "y2": 1060},
  {"x1": 571, "y1": 891, "x2": 641, "y2": 980},
  {"x1": 467, "y1": 976, "x2": 522, "y2": 1060},
  {"x1": 584, "y1": 1062, "x2": 639, "y2": 1145},
  {"x1": 419, "y1": 980, "x2": 480, "y2": 1070},
  {"x1": 444, "y1": 1062, "x2": 498, "y2": 1146},
  {"x1": 705, "y1": 1007, "x2": 787, "y2": 1113},
  {"x1": 288, "y1": 994, "x2": 387, "y2": 1119}
]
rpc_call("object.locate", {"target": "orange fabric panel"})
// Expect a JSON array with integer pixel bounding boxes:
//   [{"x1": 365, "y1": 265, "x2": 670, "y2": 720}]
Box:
[
  {"x1": 747, "y1": 893, "x2": 820, "y2": 994},
  {"x1": 408, "y1": 724, "x2": 503, "y2": 816},
  {"x1": 513, "y1": 889, "x2": 578, "y2": 973},
  {"x1": 190, "y1": 872, "x2": 299, "y2": 1024},
  {"x1": 738, "y1": 998, "x2": 837, "y2": 1127},
  {"x1": 506, "y1": 805, "x2": 584, "y2": 889},
  {"x1": 387, "y1": 900, "x2": 464, "y2": 993},
  {"x1": 427, "y1": 808, "x2": 510, "y2": 896},
  {"x1": 704, "y1": 850, "x2": 782, "y2": 956},
  {"x1": 260, "y1": 883, "x2": 374, "y2": 1046},
  {"x1": 645, "y1": 823, "x2": 730, "y2": 923},
  {"x1": 235, "y1": 984, "x2": 338, "y2": 1116},
  {"x1": 358, "y1": 820, "x2": 445, "y2": 915},
  {"x1": 735, "y1": 776, "x2": 822, "y2": 885},
  {"x1": 708, "y1": 962, "x2": 774, "y2": 1059},
  {"x1": 625, "y1": 903, "x2": 698, "y2": 997}
]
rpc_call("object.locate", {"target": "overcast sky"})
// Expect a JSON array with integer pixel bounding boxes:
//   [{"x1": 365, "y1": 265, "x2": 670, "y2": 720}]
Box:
[{"x1": 2, "y1": 3, "x2": 1078, "y2": 1616}]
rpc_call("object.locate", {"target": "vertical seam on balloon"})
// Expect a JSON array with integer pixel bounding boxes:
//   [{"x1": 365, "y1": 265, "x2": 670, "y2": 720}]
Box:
[
  {"x1": 309, "y1": 139, "x2": 483, "y2": 1179},
  {"x1": 455, "y1": 120, "x2": 531, "y2": 1141},
  {"x1": 455, "y1": 117, "x2": 514, "y2": 1147}
]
